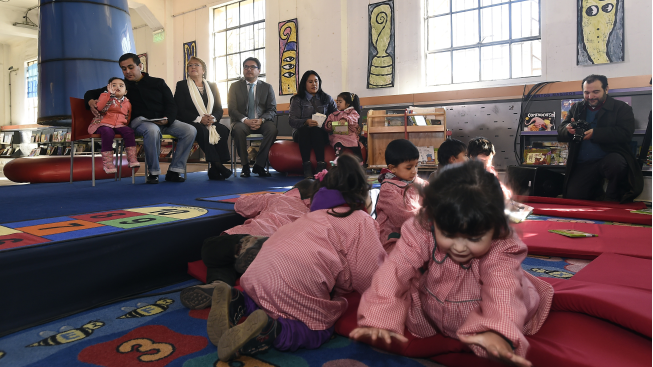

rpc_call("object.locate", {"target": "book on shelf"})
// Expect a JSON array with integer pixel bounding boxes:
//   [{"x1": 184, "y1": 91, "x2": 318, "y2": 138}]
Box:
[
  {"x1": 523, "y1": 148, "x2": 550, "y2": 165},
  {"x1": 160, "y1": 145, "x2": 173, "y2": 158},
  {"x1": 408, "y1": 106, "x2": 441, "y2": 125},
  {"x1": 30, "y1": 131, "x2": 39, "y2": 143},
  {"x1": 0, "y1": 132, "x2": 4, "y2": 143},
  {"x1": 560, "y1": 99, "x2": 583, "y2": 122},
  {"x1": 65, "y1": 132, "x2": 72, "y2": 142},
  {"x1": 524, "y1": 112, "x2": 555, "y2": 131},
  {"x1": 63, "y1": 147, "x2": 71, "y2": 156},
  {"x1": 12, "y1": 148, "x2": 22, "y2": 157},
  {"x1": 2, "y1": 132, "x2": 12, "y2": 144},
  {"x1": 385, "y1": 115, "x2": 404, "y2": 127},
  {"x1": 188, "y1": 143, "x2": 201, "y2": 160},
  {"x1": 28, "y1": 148, "x2": 39, "y2": 157},
  {"x1": 417, "y1": 146, "x2": 438, "y2": 166}
]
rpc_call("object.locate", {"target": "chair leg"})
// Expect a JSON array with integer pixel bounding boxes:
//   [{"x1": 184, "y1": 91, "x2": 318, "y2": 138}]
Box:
[
  {"x1": 230, "y1": 139, "x2": 235, "y2": 174},
  {"x1": 91, "y1": 138, "x2": 95, "y2": 187},
  {"x1": 132, "y1": 167, "x2": 135, "y2": 184},
  {"x1": 70, "y1": 143, "x2": 75, "y2": 183},
  {"x1": 117, "y1": 139, "x2": 123, "y2": 181}
]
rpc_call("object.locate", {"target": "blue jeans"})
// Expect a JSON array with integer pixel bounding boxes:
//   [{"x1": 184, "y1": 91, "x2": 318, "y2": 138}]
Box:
[{"x1": 130, "y1": 117, "x2": 197, "y2": 175}]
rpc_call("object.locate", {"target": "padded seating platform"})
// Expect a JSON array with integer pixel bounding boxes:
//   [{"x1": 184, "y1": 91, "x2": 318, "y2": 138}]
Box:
[
  {"x1": 268, "y1": 140, "x2": 367, "y2": 174},
  {"x1": 3, "y1": 156, "x2": 136, "y2": 183},
  {"x1": 0, "y1": 205, "x2": 245, "y2": 336}
]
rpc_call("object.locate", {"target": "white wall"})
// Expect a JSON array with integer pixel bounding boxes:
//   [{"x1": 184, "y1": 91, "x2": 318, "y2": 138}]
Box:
[{"x1": 0, "y1": 38, "x2": 37, "y2": 126}]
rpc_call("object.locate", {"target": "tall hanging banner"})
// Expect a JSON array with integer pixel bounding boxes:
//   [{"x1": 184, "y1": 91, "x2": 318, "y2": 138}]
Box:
[
  {"x1": 367, "y1": 0, "x2": 395, "y2": 89},
  {"x1": 183, "y1": 41, "x2": 197, "y2": 80},
  {"x1": 577, "y1": 0, "x2": 624, "y2": 65},
  {"x1": 279, "y1": 19, "x2": 299, "y2": 95}
]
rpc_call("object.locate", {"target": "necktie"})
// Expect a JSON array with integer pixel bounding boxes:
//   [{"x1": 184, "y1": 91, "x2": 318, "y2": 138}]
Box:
[{"x1": 247, "y1": 83, "x2": 255, "y2": 119}]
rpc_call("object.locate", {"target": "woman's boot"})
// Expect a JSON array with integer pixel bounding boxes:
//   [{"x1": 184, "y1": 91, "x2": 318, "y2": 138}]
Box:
[
  {"x1": 303, "y1": 161, "x2": 313, "y2": 179},
  {"x1": 125, "y1": 146, "x2": 140, "y2": 168},
  {"x1": 101, "y1": 151, "x2": 117, "y2": 174},
  {"x1": 316, "y1": 161, "x2": 327, "y2": 173}
]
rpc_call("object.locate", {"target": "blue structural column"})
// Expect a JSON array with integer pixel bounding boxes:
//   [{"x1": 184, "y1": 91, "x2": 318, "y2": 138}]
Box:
[{"x1": 38, "y1": 0, "x2": 136, "y2": 125}]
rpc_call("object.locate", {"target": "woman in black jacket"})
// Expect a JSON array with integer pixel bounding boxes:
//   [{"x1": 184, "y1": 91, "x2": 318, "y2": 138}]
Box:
[
  {"x1": 175, "y1": 56, "x2": 232, "y2": 180},
  {"x1": 289, "y1": 70, "x2": 337, "y2": 178}
]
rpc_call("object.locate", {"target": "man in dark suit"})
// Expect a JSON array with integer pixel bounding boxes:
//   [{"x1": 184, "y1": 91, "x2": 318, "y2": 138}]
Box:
[
  {"x1": 227, "y1": 57, "x2": 278, "y2": 177},
  {"x1": 557, "y1": 74, "x2": 643, "y2": 202}
]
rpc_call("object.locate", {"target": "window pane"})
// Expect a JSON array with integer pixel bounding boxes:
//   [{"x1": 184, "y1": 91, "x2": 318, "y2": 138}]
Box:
[
  {"x1": 256, "y1": 49, "x2": 266, "y2": 74},
  {"x1": 226, "y1": 3, "x2": 239, "y2": 28},
  {"x1": 428, "y1": 0, "x2": 449, "y2": 16},
  {"x1": 218, "y1": 82, "x2": 228, "y2": 104},
  {"x1": 227, "y1": 54, "x2": 241, "y2": 78},
  {"x1": 254, "y1": 23, "x2": 265, "y2": 49},
  {"x1": 241, "y1": 0, "x2": 254, "y2": 24},
  {"x1": 481, "y1": 44, "x2": 509, "y2": 80},
  {"x1": 511, "y1": 39, "x2": 541, "y2": 78},
  {"x1": 452, "y1": 10, "x2": 478, "y2": 47},
  {"x1": 214, "y1": 32, "x2": 226, "y2": 57},
  {"x1": 452, "y1": 0, "x2": 478, "y2": 12},
  {"x1": 481, "y1": 4, "x2": 509, "y2": 43},
  {"x1": 254, "y1": 0, "x2": 265, "y2": 21},
  {"x1": 428, "y1": 15, "x2": 451, "y2": 51},
  {"x1": 452, "y1": 48, "x2": 479, "y2": 83},
  {"x1": 226, "y1": 28, "x2": 240, "y2": 54},
  {"x1": 481, "y1": 0, "x2": 508, "y2": 5},
  {"x1": 427, "y1": 52, "x2": 452, "y2": 85},
  {"x1": 214, "y1": 7, "x2": 227, "y2": 32},
  {"x1": 240, "y1": 25, "x2": 254, "y2": 51},
  {"x1": 215, "y1": 56, "x2": 227, "y2": 81},
  {"x1": 511, "y1": 0, "x2": 539, "y2": 38}
]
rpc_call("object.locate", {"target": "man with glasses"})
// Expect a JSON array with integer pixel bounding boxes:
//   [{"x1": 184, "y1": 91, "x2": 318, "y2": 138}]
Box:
[{"x1": 227, "y1": 57, "x2": 278, "y2": 177}]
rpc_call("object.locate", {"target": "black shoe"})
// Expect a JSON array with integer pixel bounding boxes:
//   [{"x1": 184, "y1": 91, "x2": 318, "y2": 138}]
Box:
[
  {"x1": 316, "y1": 161, "x2": 327, "y2": 172},
  {"x1": 208, "y1": 164, "x2": 225, "y2": 181},
  {"x1": 146, "y1": 174, "x2": 159, "y2": 184},
  {"x1": 216, "y1": 164, "x2": 233, "y2": 179},
  {"x1": 252, "y1": 164, "x2": 271, "y2": 177},
  {"x1": 165, "y1": 171, "x2": 185, "y2": 182},
  {"x1": 180, "y1": 280, "x2": 225, "y2": 310},
  {"x1": 217, "y1": 309, "x2": 280, "y2": 361},
  {"x1": 303, "y1": 161, "x2": 313, "y2": 179},
  {"x1": 207, "y1": 282, "x2": 247, "y2": 347},
  {"x1": 240, "y1": 165, "x2": 251, "y2": 178},
  {"x1": 234, "y1": 236, "x2": 268, "y2": 273}
]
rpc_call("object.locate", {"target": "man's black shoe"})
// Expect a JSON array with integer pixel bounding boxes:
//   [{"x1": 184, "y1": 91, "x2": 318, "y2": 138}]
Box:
[
  {"x1": 252, "y1": 164, "x2": 271, "y2": 177},
  {"x1": 240, "y1": 165, "x2": 251, "y2": 178},
  {"x1": 146, "y1": 174, "x2": 159, "y2": 184},
  {"x1": 165, "y1": 171, "x2": 185, "y2": 182}
]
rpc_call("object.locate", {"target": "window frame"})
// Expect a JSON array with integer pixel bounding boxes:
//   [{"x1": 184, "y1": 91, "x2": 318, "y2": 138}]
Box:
[
  {"x1": 211, "y1": 0, "x2": 266, "y2": 98},
  {"x1": 425, "y1": 0, "x2": 542, "y2": 85},
  {"x1": 26, "y1": 59, "x2": 38, "y2": 124}
]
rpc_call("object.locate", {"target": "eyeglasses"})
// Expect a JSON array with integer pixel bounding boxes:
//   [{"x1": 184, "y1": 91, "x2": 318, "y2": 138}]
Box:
[
  {"x1": 243, "y1": 65, "x2": 259, "y2": 70},
  {"x1": 187, "y1": 63, "x2": 201, "y2": 68}
]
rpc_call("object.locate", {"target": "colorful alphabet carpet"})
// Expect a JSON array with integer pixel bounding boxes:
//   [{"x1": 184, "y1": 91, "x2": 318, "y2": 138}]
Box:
[
  {"x1": 0, "y1": 204, "x2": 228, "y2": 253},
  {"x1": 0, "y1": 280, "x2": 446, "y2": 367}
]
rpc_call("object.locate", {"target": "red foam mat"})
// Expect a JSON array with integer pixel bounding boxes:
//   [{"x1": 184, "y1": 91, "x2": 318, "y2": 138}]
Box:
[
  {"x1": 513, "y1": 195, "x2": 647, "y2": 210},
  {"x1": 572, "y1": 252, "x2": 652, "y2": 290},
  {"x1": 515, "y1": 221, "x2": 652, "y2": 259},
  {"x1": 188, "y1": 260, "x2": 207, "y2": 283}
]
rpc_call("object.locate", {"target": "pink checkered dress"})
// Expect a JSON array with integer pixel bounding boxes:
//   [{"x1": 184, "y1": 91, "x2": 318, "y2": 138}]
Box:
[
  {"x1": 241, "y1": 208, "x2": 387, "y2": 330},
  {"x1": 224, "y1": 188, "x2": 311, "y2": 237},
  {"x1": 357, "y1": 216, "x2": 553, "y2": 358},
  {"x1": 375, "y1": 176, "x2": 426, "y2": 253}
]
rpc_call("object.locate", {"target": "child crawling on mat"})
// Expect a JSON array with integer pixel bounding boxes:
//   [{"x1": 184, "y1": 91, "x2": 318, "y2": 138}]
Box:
[
  {"x1": 180, "y1": 178, "x2": 319, "y2": 309},
  {"x1": 350, "y1": 160, "x2": 553, "y2": 367},
  {"x1": 208, "y1": 154, "x2": 387, "y2": 360}
]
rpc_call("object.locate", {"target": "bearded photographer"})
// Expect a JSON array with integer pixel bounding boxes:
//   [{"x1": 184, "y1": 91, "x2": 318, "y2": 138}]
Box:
[{"x1": 557, "y1": 74, "x2": 643, "y2": 203}]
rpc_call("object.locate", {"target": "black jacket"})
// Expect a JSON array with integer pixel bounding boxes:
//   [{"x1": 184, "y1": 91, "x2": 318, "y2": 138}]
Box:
[
  {"x1": 84, "y1": 72, "x2": 177, "y2": 125},
  {"x1": 174, "y1": 80, "x2": 223, "y2": 124},
  {"x1": 557, "y1": 95, "x2": 644, "y2": 202}
]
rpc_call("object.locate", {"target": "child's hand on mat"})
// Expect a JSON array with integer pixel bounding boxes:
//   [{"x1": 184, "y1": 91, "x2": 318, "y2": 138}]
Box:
[
  {"x1": 349, "y1": 327, "x2": 408, "y2": 345},
  {"x1": 459, "y1": 331, "x2": 532, "y2": 367}
]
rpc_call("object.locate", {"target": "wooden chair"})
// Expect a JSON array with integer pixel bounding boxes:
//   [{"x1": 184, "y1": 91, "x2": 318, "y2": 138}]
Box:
[{"x1": 69, "y1": 97, "x2": 134, "y2": 186}]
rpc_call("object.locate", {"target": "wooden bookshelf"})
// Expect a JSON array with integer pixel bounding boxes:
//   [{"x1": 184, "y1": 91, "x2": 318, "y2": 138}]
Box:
[{"x1": 366, "y1": 108, "x2": 447, "y2": 169}]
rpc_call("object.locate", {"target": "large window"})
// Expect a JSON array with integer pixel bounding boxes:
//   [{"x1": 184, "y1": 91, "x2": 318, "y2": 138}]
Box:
[
  {"x1": 212, "y1": 0, "x2": 265, "y2": 100},
  {"x1": 26, "y1": 60, "x2": 38, "y2": 123},
  {"x1": 426, "y1": 0, "x2": 541, "y2": 85}
]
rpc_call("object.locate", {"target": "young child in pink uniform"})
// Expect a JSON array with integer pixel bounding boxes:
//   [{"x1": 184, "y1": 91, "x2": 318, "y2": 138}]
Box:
[
  {"x1": 208, "y1": 154, "x2": 387, "y2": 361},
  {"x1": 180, "y1": 179, "x2": 319, "y2": 310},
  {"x1": 324, "y1": 92, "x2": 363, "y2": 161},
  {"x1": 468, "y1": 137, "x2": 512, "y2": 199},
  {"x1": 351, "y1": 160, "x2": 553, "y2": 367},
  {"x1": 375, "y1": 139, "x2": 427, "y2": 253},
  {"x1": 88, "y1": 77, "x2": 139, "y2": 173}
]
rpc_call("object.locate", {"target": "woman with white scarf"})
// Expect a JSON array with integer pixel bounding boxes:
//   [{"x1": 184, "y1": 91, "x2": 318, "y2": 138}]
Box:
[{"x1": 175, "y1": 56, "x2": 232, "y2": 180}]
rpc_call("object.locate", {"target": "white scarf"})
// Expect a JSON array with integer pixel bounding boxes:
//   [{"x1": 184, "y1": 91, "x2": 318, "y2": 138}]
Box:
[{"x1": 187, "y1": 78, "x2": 220, "y2": 144}]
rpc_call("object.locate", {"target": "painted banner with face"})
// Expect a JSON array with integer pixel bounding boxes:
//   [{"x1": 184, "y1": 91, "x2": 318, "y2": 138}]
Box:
[
  {"x1": 577, "y1": 0, "x2": 624, "y2": 65},
  {"x1": 279, "y1": 19, "x2": 298, "y2": 95},
  {"x1": 183, "y1": 41, "x2": 197, "y2": 80}
]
